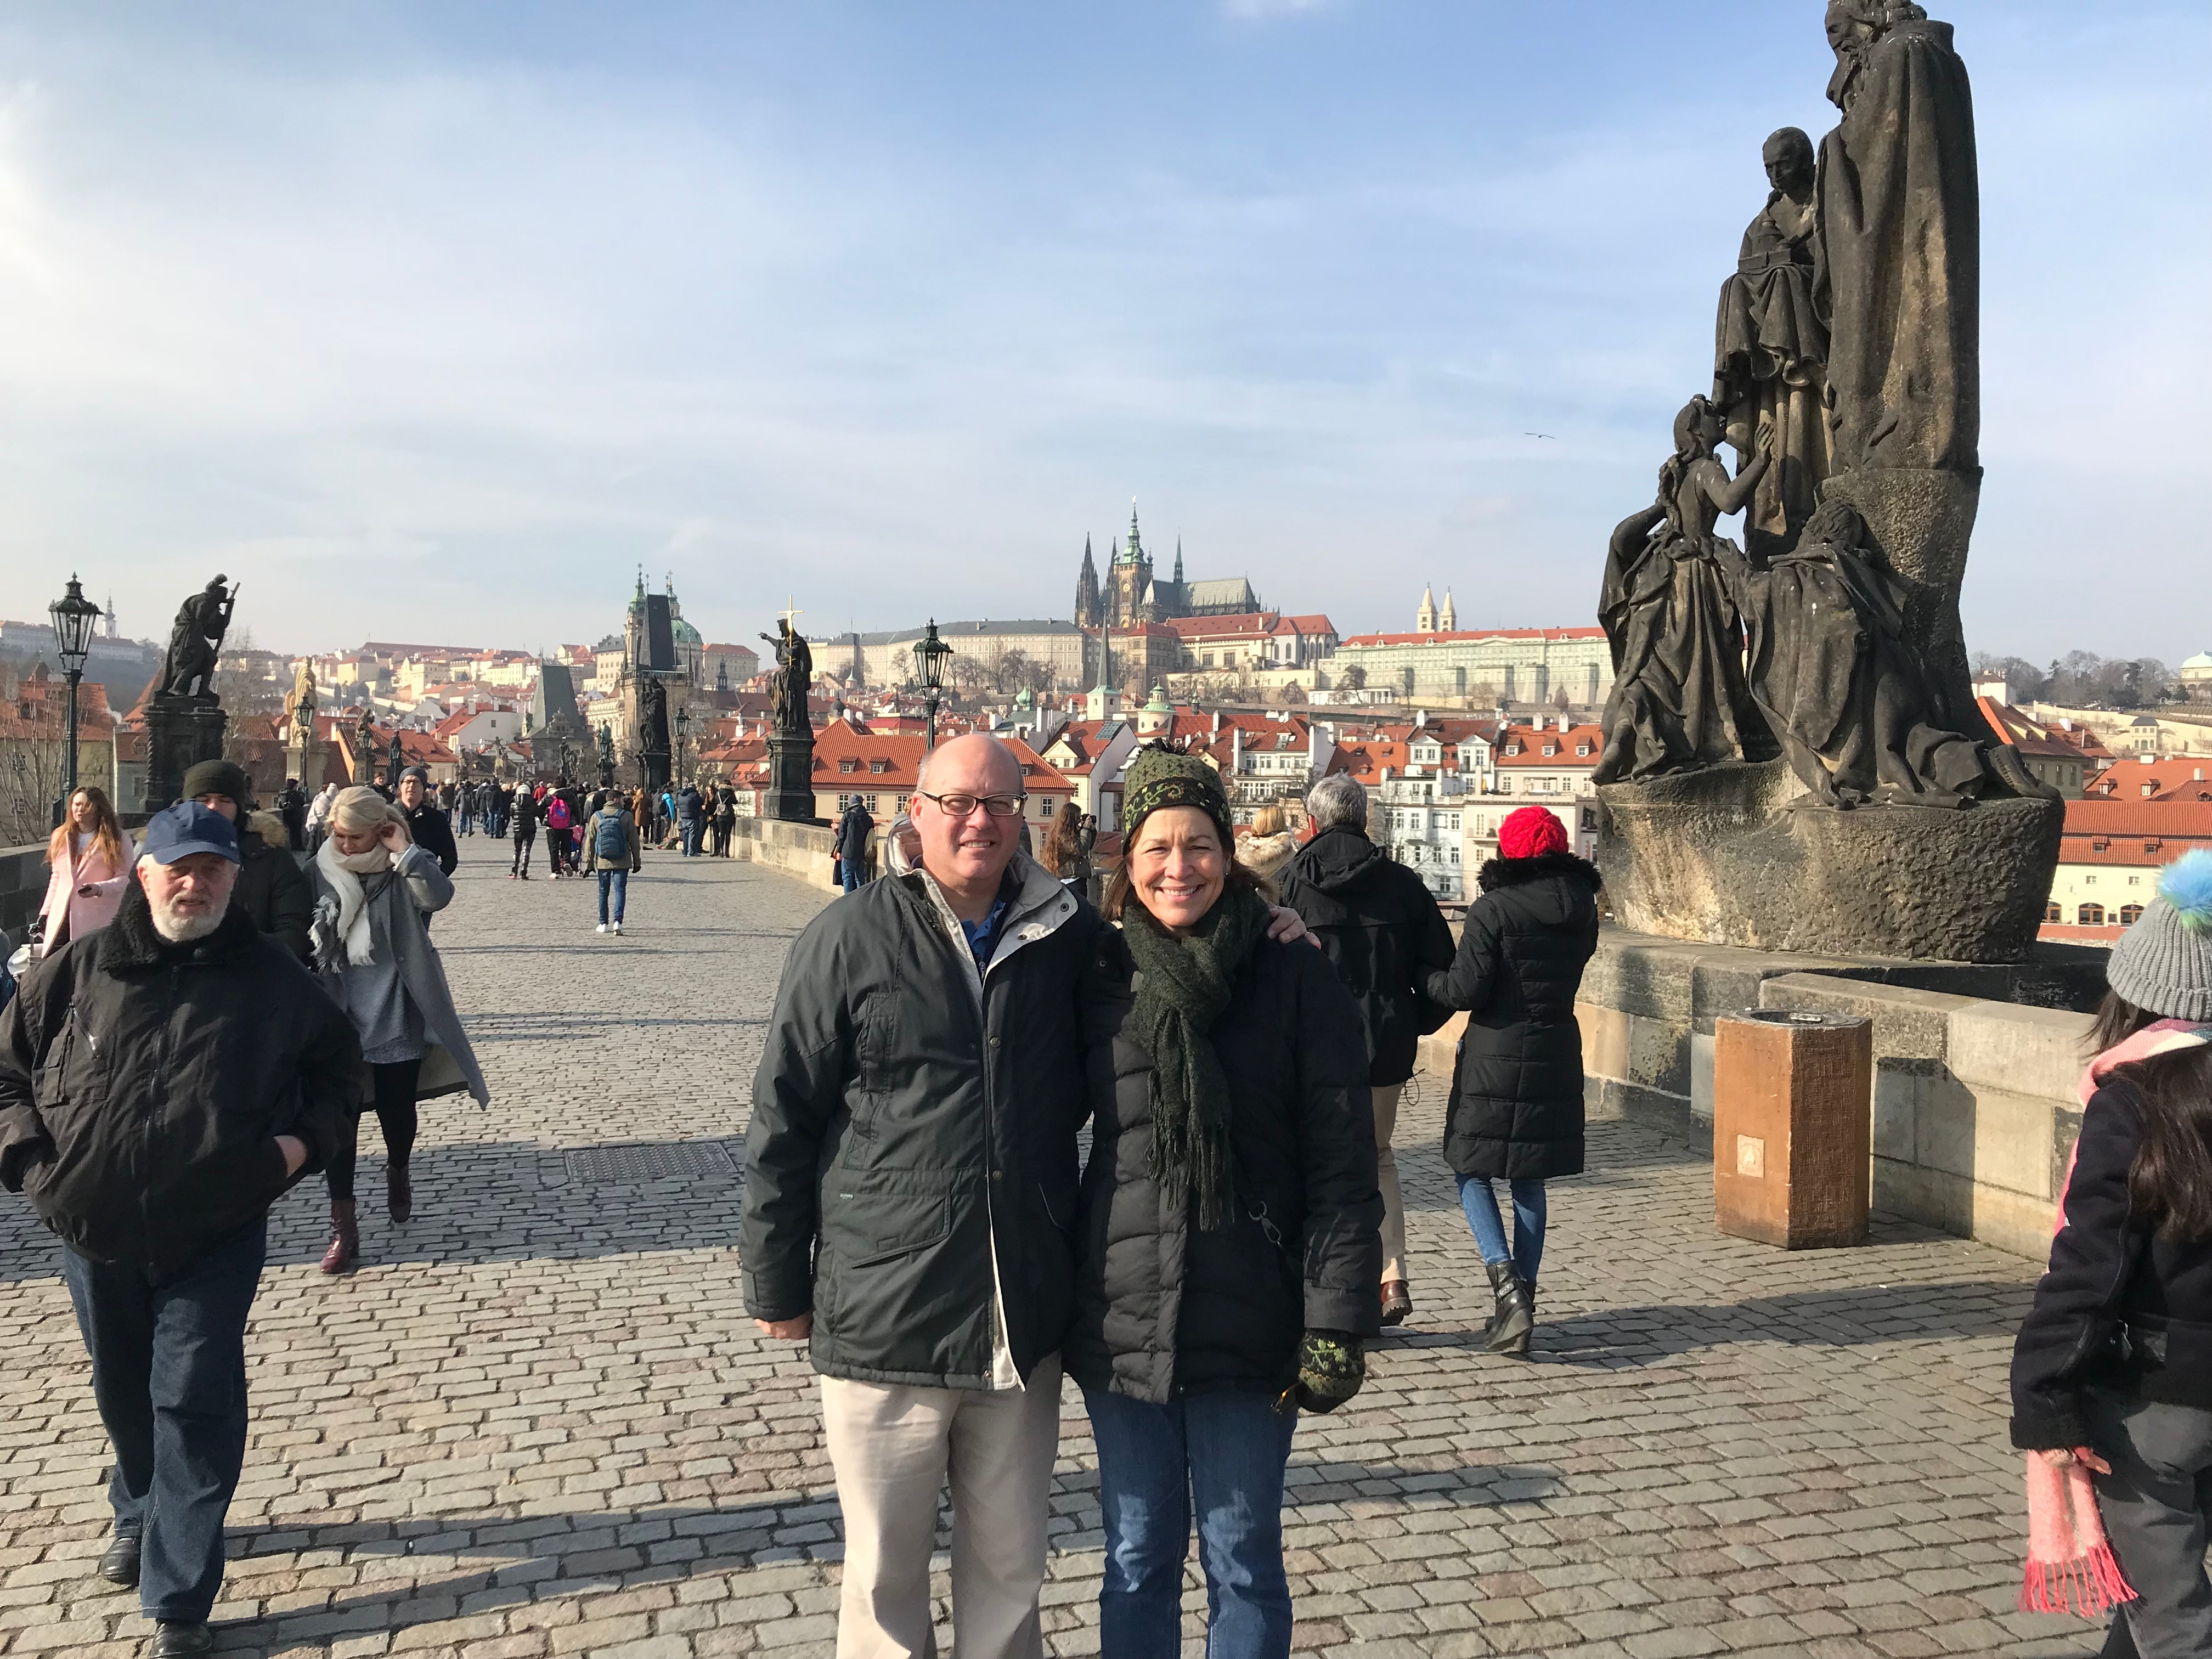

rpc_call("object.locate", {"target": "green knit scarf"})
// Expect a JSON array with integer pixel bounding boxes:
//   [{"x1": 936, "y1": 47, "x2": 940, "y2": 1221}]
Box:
[{"x1": 1124, "y1": 882, "x2": 1272, "y2": 1232}]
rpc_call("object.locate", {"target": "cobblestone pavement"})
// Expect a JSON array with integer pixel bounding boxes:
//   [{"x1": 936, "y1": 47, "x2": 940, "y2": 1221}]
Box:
[{"x1": 1, "y1": 838, "x2": 2111, "y2": 1658}]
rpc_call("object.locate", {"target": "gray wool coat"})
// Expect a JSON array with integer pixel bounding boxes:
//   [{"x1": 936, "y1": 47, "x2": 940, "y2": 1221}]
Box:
[{"x1": 308, "y1": 844, "x2": 489, "y2": 1109}]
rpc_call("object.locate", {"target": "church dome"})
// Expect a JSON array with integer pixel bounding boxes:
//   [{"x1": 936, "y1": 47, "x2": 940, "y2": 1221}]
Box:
[
  {"x1": 2182, "y1": 650, "x2": 2212, "y2": 675},
  {"x1": 673, "y1": 617, "x2": 703, "y2": 645}
]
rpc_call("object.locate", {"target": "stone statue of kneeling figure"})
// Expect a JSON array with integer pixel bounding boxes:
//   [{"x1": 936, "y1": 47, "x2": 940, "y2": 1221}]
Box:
[{"x1": 1720, "y1": 499, "x2": 2051, "y2": 809}]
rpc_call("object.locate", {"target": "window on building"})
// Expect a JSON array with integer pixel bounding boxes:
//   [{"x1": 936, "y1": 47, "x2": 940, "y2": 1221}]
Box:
[
  {"x1": 870, "y1": 758, "x2": 889, "y2": 774},
  {"x1": 2119, "y1": 905, "x2": 2145, "y2": 926},
  {"x1": 838, "y1": 757, "x2": 858, "y2": 774},
  {"x1": 2085, "y1": 874, "x2": 2096, "y2": 885},
  {"x1": 1040, "y1": 799, "x2": 1055, "y2": 817},
  {"x1": 2044, "y1": 901, "x2": 2061, "y2": 923},
  {"x1": 2078, "y1": 903, "x2": 2106, "y2": 926},
  {"x1": 895, "y1": 794, "x2": 909, "y2": 811}
]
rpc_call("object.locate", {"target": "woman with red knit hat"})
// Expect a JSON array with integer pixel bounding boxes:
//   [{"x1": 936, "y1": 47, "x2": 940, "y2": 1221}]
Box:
[{"x1": 1423, "y1": 805, "x2": 1603, "y2": 1357}]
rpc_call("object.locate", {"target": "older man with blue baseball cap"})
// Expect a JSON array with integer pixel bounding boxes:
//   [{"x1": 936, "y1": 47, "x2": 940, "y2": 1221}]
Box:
[{"x1": 0, "y1": 803, "x2": 362, "y2": 1656}]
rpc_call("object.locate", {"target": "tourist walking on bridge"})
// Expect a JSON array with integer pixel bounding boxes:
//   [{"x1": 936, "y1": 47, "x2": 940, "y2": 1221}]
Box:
[
  {"x1": 35, "y1": 785, "x2": 136, "y2": 961},
  {"x1": 585, "y1": 791, "x2": 640, "y2": 935},
  {"x1": 1070, "y1": 746, "x2": 1380, "y2": 1659},
  {"x1": 508, "y1": 785, "x2": 538, "y2": 879},
  {"x1": 183, "y1": 761, "x2": 314, "y2": 964},
  {"x1": 2011, "y1": 850, "x2": 2212, "y2": 1656},
  {"x1": 1423, "y1": 805, "x2": 1601, "y2": 1359},
  {"x1": 543, "y1": 789, "x2": 573, "y2": 878},
  {"x1": 308, "y1": 787, "x2": 488, "y2": 1273},
  {"x1": 1279, "y1": 773, "x2": 1456, "y2": 1328},
  {"x1": 1, "y1": 803, "x2": 358, "y2": 1659},
  {"x1": 834, "y1": 794, "x2": 873, "y2": 892}
]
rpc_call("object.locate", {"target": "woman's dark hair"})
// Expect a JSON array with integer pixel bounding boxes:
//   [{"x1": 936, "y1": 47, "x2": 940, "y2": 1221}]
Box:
[
  {"x1": 1039, "y1": 805, "x2": 1086, "y2": 877},
  {"x1": 1100, "y1": 856, "x2": 1268, "y2": 923},
  {"x1": 2088, "y1": 990, "x2": 2212, "y2": 1241}
]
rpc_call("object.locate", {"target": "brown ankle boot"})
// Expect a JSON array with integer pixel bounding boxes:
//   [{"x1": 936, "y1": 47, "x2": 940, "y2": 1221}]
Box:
[
  {"x1": 386, "y1": 1162, "x2": 413, "y2": 1224},
  {"x1": 319, "y1": 1200, "x2": 359, "y2": 1273}
]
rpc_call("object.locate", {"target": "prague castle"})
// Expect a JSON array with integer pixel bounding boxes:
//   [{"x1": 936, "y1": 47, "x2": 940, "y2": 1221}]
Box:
[{"x1": 1072, "y1": 503, "x2": 1259, "y2": 629}]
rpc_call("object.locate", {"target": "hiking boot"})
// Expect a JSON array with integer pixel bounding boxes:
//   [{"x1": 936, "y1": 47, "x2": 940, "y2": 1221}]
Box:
[{"x1": 319, "y1": 1200, "x2": 358, "y2": 1274}]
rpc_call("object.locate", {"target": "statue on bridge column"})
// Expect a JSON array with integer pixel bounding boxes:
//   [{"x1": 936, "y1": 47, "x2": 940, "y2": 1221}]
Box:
[
  {"x1": 158, "y1": 575, "x2": 238, "y2": 700},
  {"x1": 758, "y1": 617, "x2": 813, "y2": 736}
]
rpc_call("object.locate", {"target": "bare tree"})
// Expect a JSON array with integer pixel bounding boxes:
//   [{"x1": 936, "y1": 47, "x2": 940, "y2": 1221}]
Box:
[
  {"x1": 0, "y1": 733, "x2": 65, "y2": 849},
  {"x1": 1338, "y1": 664, "x2": 1367, "y2": 692}
]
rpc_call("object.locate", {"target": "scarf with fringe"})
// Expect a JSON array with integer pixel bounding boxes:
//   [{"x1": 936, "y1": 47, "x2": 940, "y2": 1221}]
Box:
[
  {"x1": 2018, "y1": 1019, "x2": 2211, "y2": 1618},
  {"x1": 314, "y1": 837, "x2": 395, "y2": 966}
]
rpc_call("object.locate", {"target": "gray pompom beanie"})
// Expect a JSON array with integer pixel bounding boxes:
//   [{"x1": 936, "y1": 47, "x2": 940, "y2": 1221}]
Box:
[{"x1": 2105, "y1": 849, "x2": 2212, "y2": 1023}]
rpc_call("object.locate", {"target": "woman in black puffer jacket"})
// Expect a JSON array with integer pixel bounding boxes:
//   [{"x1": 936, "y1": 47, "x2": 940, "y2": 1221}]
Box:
[
  {"x1": 1424, "y1": 806, "x2": 1601, "y2": 1358},
  {"x1": 1068, "y1": 746, "x2": 1380, "y2": 1659}
]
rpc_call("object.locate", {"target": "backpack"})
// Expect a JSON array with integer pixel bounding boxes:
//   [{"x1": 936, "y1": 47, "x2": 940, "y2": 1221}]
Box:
[
  {"x1": 594, "y1": 810, "x2": 628, "y2": 861},
  {"x1": 546, "y1": 797, "x2": 571, "y2": 831}
]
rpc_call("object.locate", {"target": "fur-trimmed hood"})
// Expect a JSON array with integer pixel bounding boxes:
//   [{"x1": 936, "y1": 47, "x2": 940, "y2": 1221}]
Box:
[{"x1": 1475, "y1": 850, "x2": 1604, "y2": 895}]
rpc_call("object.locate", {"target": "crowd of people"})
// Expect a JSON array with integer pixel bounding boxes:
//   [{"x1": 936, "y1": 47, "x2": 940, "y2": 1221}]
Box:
[{"x1": 1, "y1": 732, "x2": 2208, "y2": 1658}]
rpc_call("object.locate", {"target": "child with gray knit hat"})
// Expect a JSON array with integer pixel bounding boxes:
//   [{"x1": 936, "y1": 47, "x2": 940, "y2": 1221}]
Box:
[{"x1": 2009, "y1": 848, "x2": 2212, "y2": 1650}]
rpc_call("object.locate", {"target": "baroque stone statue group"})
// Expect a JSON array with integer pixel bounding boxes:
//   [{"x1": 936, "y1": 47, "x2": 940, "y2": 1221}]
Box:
[{"x1": 1589, "y1": 3, "x2": 2063, "y2": 963}]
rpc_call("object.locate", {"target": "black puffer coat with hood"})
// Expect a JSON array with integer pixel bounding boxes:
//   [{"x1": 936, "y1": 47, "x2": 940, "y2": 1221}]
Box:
[
  {"x1": 1424, "y1": 852, "x2": 1602, "y2": 1180},
  {"x1": 1276, "y1": 824, "x2": 1457, "y2": 1087}
]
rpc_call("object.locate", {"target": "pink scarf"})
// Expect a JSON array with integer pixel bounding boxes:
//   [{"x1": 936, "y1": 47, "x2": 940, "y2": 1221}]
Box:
[{"x1": 2020, "y1": 1019, "x2": 2211, "y2": 1616}]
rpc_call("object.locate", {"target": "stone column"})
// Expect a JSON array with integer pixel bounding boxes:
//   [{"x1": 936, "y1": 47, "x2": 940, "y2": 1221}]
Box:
[
  {"x1": 765, "y1": 731, "x2": 818, "y2": 824},
  {"x1": 144, "y1": 699, "x2": 228, "y2": 812}
]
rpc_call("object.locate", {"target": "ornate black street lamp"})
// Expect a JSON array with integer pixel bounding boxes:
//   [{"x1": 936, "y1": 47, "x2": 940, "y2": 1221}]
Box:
[
  {"x1": 913, "y1": 619, "x2": 953, "y2": 751},
  {"x1": 48, "y1": 575, "x2": 101, "y2": 826},
  {"x1": 675, "y1": 704, "x2": 692, "y2": 787}
]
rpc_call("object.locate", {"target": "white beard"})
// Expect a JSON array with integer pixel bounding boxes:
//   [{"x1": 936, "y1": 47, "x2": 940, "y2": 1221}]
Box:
[{"x1": 149, "y1": 898, "x2": 222, "y2": 943}]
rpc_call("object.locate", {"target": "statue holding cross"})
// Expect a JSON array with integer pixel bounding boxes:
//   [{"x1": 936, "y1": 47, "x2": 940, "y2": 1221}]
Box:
[{"x1": 758, "y1": 600, "x2": 813, "y2": 737}]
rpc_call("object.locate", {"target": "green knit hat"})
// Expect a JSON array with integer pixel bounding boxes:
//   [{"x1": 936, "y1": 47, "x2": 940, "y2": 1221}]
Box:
[{"x1": 1122, "y1": 743, "x2": 1233, "y2": 846}]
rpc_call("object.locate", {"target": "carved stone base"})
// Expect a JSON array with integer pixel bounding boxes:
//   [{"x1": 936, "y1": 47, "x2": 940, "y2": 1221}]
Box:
[
  {"x1": 144, "y1": 698, "x2": 228, "y2": 814},
  {"x1": 765, "y1": 732, "x2": 820, "y2": 825},
  {"x1": 1597, "y1": 759, "x2": 2062, "y2": 964},
  {"x1": 1818, "y1": 466, "x2": 1981, "y2": 730}
]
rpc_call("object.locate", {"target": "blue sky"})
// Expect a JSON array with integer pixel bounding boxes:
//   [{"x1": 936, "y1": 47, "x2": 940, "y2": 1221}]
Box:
[{"x1": 0, "y1": 1, "x2": 2204, "y2": 665}]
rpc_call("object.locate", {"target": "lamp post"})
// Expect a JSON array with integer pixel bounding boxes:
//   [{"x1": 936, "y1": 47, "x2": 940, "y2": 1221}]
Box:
[
  {"x1": 912, "y1": 619, "x2": 953, "y2": 752},
  {"x1": 48, "y1": 575, "x2": 101, "y2": 827},
  {"x1": 675, "y1": 704, "x2": 692, "y2": 787}
]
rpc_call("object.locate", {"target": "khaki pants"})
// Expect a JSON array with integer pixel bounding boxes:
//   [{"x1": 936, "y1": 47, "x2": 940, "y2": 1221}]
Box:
[
  {"x1": 1373, "y1": 1083, "x2": 1407, "y2": 1285},
  {"x1": 821, "y1": 1355, "x2": 1063, "y2": 1659}
]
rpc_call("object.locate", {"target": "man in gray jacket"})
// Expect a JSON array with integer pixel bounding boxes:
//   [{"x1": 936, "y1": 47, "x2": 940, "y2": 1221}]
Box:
[{"x1": 746, "y1": 734, "x2": 1105, "y2": 1658}]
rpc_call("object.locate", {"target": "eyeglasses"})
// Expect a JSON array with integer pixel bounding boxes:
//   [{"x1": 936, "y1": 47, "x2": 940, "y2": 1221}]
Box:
[{"x1": 917, "y1": 791, "x2": 1026, "y2": 819}]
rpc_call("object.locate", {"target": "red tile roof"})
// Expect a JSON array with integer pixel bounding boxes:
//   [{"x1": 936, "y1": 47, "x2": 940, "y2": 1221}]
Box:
[
  {"x1": 2084, "y1": 755, "x2": 2212, "y2": 804},
  {"x1": 1492, "y1": 722, "x2": 1603, "y2": 766},
  {"x1": 2057, "y1": 798, "x2": 2212, "y2": 866}
]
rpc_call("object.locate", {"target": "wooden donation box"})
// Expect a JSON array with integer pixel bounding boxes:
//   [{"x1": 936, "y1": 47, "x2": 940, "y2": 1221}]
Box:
[{"x1": 1712, "y1": 1009, "x2": 1873, "y2": 1249}]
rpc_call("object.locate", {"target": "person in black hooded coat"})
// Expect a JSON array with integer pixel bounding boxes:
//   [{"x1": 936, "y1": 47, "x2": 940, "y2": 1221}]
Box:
[{"x1": 1423, "y1": 806, "x2": 1601, "y2": 1358}]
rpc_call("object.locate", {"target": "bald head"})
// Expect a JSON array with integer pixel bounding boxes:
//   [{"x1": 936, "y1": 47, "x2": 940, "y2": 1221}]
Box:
[
  {"x1": 916, "y1": 733, "x2": 1021, "y2": 797},
  {"x1": 912, "y1": 734, "x2": 1026, "y2": 916}
]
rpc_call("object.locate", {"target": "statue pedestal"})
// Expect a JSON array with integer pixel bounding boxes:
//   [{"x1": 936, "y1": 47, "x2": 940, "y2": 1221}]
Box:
[
  {"x1": 1598, "y1": 760, "x2": 2061, "y2": 964},
  {"x1": 145, "y1": 698, "x2": 228, "y2": 813},
  {"x1": 765, "y1": 731, "x2": 820, "y2": 824},
  {"x1": 642, "y1": 747, "x2": 672, "y2": 795},
  {"x1": 285, "y1": 735, "x2": 323, "y2": 792}
]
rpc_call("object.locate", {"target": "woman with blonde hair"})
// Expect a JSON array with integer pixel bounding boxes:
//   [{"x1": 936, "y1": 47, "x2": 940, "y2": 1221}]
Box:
[
  {"x1": 307, "y1": 786, "x2": 487, "y2": 1272},
  {"x1": 1239, "y1": 800, "x2": 1300, "y2": 888},
  {"x1": 36, "y1": 786, "x2": 135, "y2": 958}
]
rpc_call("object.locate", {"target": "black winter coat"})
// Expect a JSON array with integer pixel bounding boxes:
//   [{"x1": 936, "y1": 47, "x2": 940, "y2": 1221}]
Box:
[
  {"x1": 0, "y1": 882, "x2": 360, "y2": 1280},
  {"x1": 743, "y1": 857, "x2": 1114, "y2": 1387},
  {"x1": 836, "y1": 804, "x2": 874, "y2": 863},
  {"x1": 406, "y1": 802, "x2": 459, "y2": 874},
  {"x1": 1424, "y1": 853, "x2": 1602, "y2": 1181},
  {"x1": 1277, "y1": 825, "x2": 1458, "y2": 1087},
  {"x1": 235, "y1": 826, "x2": 315, "y2": 963},
  {"x1": 1066, "y1": 930, "x2": 1383, "y2": 1405},
  {"x1": 2010, "y1": 1079, "x2": 2212, "y2": 1449}
]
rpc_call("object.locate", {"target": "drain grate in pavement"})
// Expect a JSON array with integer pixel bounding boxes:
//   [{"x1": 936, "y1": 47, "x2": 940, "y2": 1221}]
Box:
[{"x1": 563, "y1": 1140, "x2": 741, "y2": 1185}]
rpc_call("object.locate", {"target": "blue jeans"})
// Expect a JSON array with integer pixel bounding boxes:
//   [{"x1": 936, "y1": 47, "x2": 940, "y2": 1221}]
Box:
[
  {"x1": 1457, "y1": 1174, "x2": 1547, "y2": 1288},
  {"x1": 681, "y1": 819, "x2": 703, "y2": 856},
  {"x1": 597, "y1": 868, "x2": 628, "y2": 924},
  {"x1": 1084, "y1": 1387, "x2": 1297, "y2": 1659},
  {"x1": 60, "y1": 1220, "x2": 268, "y2": 1622},
  {"x1": 840, "y1": 857, "x2": 865, "y2": 893}
]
